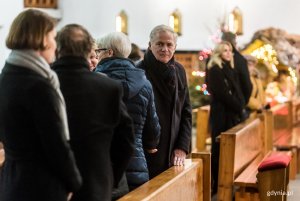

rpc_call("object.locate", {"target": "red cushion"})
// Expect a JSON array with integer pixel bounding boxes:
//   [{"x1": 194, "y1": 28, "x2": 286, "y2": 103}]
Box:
[{"x1": 258, "y1": 153, "x2": 291, "y2": 172}]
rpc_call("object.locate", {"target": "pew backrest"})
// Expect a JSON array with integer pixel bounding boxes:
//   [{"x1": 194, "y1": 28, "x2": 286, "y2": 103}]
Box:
[
  {"x1": 218, "y1": 117, "x2": 264, "y2": 201},
  {"x1": 118, "y1": 152, "x2": 211, "y2": 201}
]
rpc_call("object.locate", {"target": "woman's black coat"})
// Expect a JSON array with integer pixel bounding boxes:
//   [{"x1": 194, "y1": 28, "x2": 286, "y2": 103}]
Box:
[
  {"x1": 207, "y1": 62, "x2": 245, "y2": 192},
  {"x1": 0, "y1": 63, "x2": 82, "y2": 201}
]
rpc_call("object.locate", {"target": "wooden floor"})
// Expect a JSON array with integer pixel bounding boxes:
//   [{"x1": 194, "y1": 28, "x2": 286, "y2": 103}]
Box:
[{"x1": 210, "y1": 174, "x2": 300, "y2": 201}]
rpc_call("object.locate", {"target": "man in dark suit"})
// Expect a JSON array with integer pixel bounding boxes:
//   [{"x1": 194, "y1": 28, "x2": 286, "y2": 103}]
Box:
[{"x1": 52, "y1": 24, "x2": 135, "y2": 201}]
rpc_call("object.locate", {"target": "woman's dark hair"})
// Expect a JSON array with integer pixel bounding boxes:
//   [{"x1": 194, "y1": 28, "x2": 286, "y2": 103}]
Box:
[{"x1": 6, "y1": 9, "x2": 56, "y2": 50}]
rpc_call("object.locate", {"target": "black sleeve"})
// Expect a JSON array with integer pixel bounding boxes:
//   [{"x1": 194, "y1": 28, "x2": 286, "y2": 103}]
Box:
[
  {"x1": 236, "y1": 54, "x2": 253, "y2": 103},
  {"x1": 30, "y1": 82, "x2": 82, "y2": 192},
  {"x1": 142, "y1": 83, "x2": 161, "y2": 149},
  {"x1": 208, "y1": 66, "x2": 244, "y2": 113},
  {"x1": 175, "y1": 72, "x2": 192, "y2": 154},
  {"x1": 110, "y1": 88, "x2": 135, "y2": 186}
]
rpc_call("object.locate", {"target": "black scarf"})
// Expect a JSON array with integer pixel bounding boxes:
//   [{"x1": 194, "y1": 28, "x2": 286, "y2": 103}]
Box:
[{"x1": 144, "y1": 49, "x2": 177, "y2": 91}]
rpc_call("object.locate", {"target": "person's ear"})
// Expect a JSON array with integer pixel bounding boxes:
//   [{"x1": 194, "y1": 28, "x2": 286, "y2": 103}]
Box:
[
  {"x1": 148, "y1": 42, "x2": 152, "y2": 50},
  {"x1": 108, "y1": 49, "x2": 114, "y2": 57}
]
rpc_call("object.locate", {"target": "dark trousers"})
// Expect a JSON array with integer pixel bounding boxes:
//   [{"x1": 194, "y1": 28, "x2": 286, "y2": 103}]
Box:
[{"x1": 211, "y1": 134, "x2": 220, "y2": 195}]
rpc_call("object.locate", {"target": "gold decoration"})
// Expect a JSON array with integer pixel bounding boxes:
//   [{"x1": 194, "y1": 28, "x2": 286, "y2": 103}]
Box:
[
  {"x1": 169, "y1": 9, "x2": 182, "y2": 36},
  {"x1": 116, "y1": 10, "x2": 128, "y2": 35},
  {"x1": 228, "y1": 7, "x2": 243, "y2": 35}
]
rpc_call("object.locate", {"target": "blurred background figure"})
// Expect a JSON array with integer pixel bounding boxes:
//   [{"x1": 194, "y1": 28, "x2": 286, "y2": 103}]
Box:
[
  {"x1": 0, "y1": 9, "x2": 82, "y2": 201},
  {"x1": 53, "y1": 24, "x2": 135, "y2": 201},
  {"x1": 96, "y1": 32, "x2": 160, "y2": 197},
  {"x1": 221, "y1": 31, "x2": 252, "y2": 116},
  {"x1": 244, "y1": 54, "x2": 267, "y2": 115},
  {"x1": 207, "y1": 41, "x2": 245, "y2": 195},
  {"x1": 128, "y1": 43, "x2": 144, "y2": 64},
  {"x1": 88, "y1": 40, "x2": 99, "y2": 71}
]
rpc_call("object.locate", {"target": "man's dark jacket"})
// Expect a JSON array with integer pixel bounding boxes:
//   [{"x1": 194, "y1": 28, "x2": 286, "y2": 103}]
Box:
[
  {"x1": 52, "y1": 56, "x2": 135, "y2": 201},
  {"x1": 137, "y1": 50, "x2": 192, "y2": 178}
]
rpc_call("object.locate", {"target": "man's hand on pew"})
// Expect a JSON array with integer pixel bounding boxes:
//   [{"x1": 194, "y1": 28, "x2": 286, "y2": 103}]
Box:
[
  {"x1": 67, "y1": 192, "x2": 73, "y2": 201},
  {"x1": 172, "y1": 149, "x2": 186, "y2": 166},
  {"x1": 146, "y1": 148, "x2": 158, "y2": 154}
]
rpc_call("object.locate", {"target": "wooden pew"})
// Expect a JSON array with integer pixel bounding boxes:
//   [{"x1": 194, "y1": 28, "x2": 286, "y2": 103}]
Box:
[
  {"x1": 217, "y1": 110, "x2": 292, "y2": 201},
  {"x1": 195, "y1": 105, "x2": 210, "y2": 152},
  {"x1": 271, "y1": 100, "x2": 300, "y2": 175},
  {"x1": 118, "y1": 152, "x2": 211, "y2": 201},
  {"x1": 292, "y1": 97, "x2": 300, "y2": 125},
  {"x1": 217, "y1": 116, "x2": 265, "y2": 201}
]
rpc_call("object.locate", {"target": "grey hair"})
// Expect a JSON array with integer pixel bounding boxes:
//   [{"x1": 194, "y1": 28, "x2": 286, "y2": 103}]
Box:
[
  {"x1": 149, "y1": 24, "x2": 178, "y2": 43},
  {"x1": 97, "y1": 32, "x2": 131, "y2": 58},
  {"x1": 92, "y1": 39, "x2": 98, "y2": 50}
]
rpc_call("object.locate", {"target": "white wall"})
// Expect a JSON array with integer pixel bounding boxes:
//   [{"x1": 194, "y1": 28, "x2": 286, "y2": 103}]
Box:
[
  {"x1": 0, "y1": 0, "x2": 24, "y2": 68},
  {"x1": 1, "y1": 0, "x2": 300, "y2": 69}
]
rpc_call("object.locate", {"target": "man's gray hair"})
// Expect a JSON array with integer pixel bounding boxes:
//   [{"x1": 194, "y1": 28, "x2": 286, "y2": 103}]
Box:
[
  {"x1": 97, "y1": 32, "x2": 131, "y2": 58},
  {"x1": 149, "y1": 24, "x2": 178, "y2": 43}
]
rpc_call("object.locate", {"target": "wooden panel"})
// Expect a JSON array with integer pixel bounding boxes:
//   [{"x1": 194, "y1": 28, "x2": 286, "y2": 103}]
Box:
[
  {"x1": 235, "y1": 190, "x2": 260, "y2": 201},
  {"x1": 257, "y1": 168, "x2": 288, "y2": 201},
  {"x1": 191, "y1": 152, "x2": 211, "y2": 201},
  {"x1": 174, "y1": 52, "x2": 200, "y2": 82},
  {"x1": 24, "y1": 0, "x2": 58, "y2": 8},
  {"x1": 218, "y1": 133, "x2": 236, "y2": 201},
  {"x1": 263, "y1": 110, "x2": 274, "y2": 153},
  {"x1": 196, "y1": 105, "x2": 210, "y2": 151},
  {"x1": 218, "y1": 118, "x2": 263, "y2": 201},
  {"x1": 118, "y1": 159, "x2": 203, "y2": 201},
  {"x1": 230, "y1": 119, "x2": 262, "y2": 176},
  {"x1": 234, "y1": 154, "x2": 263, "y2": 188},
  {"x1": 293, "y1": 98, "x2": 300, "y2": 125}
]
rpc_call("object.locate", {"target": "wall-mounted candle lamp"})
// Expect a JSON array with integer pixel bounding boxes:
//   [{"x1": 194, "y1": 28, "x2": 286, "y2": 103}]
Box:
[
  {"x1": 169, "y1": 9, "x2": 182, "y2": 36},
  {"x1": 228, "y1": 7, "x2": 243, "y2": 35},
  {"x1": 116, "y1": 10, "x2": 128, "y2": 35}
]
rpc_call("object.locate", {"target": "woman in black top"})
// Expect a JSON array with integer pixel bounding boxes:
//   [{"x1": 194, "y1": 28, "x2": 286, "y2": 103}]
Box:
[{"x1": 207, "y1": 41, "x2": 244, "y2": 194}]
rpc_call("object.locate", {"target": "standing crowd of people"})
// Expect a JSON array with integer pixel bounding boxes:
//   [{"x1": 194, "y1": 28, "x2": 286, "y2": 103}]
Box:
[
  {"x1": 0, "y1": 9, "x2": 192, "y2": 201},
  {"x1": 0, "y1": 6, "x2": 274, "y2": 200}
]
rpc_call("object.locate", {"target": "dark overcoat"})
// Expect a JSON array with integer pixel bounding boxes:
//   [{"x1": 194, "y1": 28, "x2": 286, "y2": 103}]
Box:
[
  {"x1": 232, "y1": 46, "x2": 252, "y2": 104},
  {"x1": 0, "y1": 63, "x2": 82, "y2": 201},
  {"x1": 52, "y1": 56, "x2": 135, "y2": 201},
  {"x1": 207, "y1": 61, "x2": 245, "y2": 192},
  {"x1": 137, "y1": 50, "x2": 192, "y2": 178}
]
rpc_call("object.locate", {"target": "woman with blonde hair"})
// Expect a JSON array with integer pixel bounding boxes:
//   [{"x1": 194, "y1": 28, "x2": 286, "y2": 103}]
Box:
[{"x1": 207, "y1": 41, "x2": 245, "y2": 194}]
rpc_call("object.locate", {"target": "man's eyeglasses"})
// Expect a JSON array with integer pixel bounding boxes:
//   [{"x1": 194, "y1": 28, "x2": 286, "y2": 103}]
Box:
[{"x1": 95, "y1": 48, "x2": 108, "y2": 56}]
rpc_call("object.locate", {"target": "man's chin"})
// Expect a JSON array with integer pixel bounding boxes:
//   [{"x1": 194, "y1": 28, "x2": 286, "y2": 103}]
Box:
[{"x1": 158, "y1": 57, "x2": 170, "y2": 64}]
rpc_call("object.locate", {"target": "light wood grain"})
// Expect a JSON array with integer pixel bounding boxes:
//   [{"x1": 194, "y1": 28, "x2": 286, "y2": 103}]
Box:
[{"x1": 118, "y1": 157, "x2": 206, "y2": 201}]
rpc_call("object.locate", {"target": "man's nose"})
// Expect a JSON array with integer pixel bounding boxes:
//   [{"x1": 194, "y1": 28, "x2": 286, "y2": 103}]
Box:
[{"x1": 161, "y1": 45, "x2": 168, "y2": 51}]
